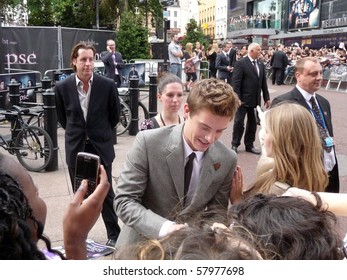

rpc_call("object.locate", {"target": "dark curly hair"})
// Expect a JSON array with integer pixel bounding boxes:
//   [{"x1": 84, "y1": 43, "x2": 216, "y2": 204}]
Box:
[
  {"x1": 229, "y1": 194, "x2": 344, "y2": 260},
  {"x1": 0, "y1": 172, "x2": 64, "y2": 260}
]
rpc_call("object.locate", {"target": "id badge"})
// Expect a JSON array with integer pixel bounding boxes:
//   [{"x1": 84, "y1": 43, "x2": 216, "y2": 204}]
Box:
[{"x1": 324, "y1": 136, "x2": 334, "y2": 147}]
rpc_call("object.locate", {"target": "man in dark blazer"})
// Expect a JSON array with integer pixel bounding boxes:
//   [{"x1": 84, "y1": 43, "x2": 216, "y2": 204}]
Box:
[
  {"x1": 231, "y1": 43, "x2": 270, "y2": 154},
  {"x1": 227, "y1": 40, "x2": 237, "y2": 70},
  {"x1": 114, "y1": 79, "x2": 239, "y2": 247},
  {"x1": 270, "y1": 44, "x2": 289, "y2": 85},
  {"x1": 216, "y1": 41, "x2": 233, "y2": 84},
  {"x1": 271, "y1": 57, "x2": 339, "y2": 193},
  {"x1": 100, "y1": 39, "x2": 124, "y2": 87},
  {"x1": 55, "y1": 43, "x2": 121, "y2": 246}
]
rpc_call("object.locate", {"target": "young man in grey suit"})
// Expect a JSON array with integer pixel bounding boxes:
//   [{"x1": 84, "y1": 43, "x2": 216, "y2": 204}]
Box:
[
  {"x1": 114, "y1": 78, "x2": 240, "y2": 247},
  {"x1": 271, "y1": 57, "x2": 339, "y2": 193},
  {"x1": 100, "y1": 39, "x2": 124, "y2": 87},
  {"x1": 231, "y1": 43, "x2": 270, "y2": 154},
  {"x1": 216, "y1": 41, "x2": 233, "y2": 84},
  {"x1": 55, "y1": 43, "x2": 121, "y2": 247}
]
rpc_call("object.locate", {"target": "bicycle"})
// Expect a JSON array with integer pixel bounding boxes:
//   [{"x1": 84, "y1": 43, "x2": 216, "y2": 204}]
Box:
[
  {"x1": 0, "y1": 105, "x2": 54, "y2": 172},
  {"x1": 116, "y1": 87, "x2": 149, "y2": 136}
]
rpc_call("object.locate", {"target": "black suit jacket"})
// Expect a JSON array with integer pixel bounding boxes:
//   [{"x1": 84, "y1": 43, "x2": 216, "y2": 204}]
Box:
[
  {"x1": 270, "y1": 50, "x2": 288, "y2": 69},
  {"x1": 100, "y1": 51, "x2": 124, "y2": 80},
  {"x1": 232, "y1": 56, "x2": 270, "y2": 108},
  {"x1": 271, "y1": 87, "x2": 339, "y2": 192},
  {"x1": 228, "y1": 48, "x2": 237, "y2": 67},
  {"x1": 55, "y1": 74, "x2": 120, "y2": 167}
]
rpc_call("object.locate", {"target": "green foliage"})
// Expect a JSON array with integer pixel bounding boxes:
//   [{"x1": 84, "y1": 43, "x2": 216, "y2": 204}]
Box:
[
  {"x1": 27, "y1": 0, "x2": 55, "y2": 26},
  {"x1": 182, "y1": 18, "x2": 209, "y2": 49},
  {"x1": 116, "y1": 11, "x2": 150, "y2": 60}
]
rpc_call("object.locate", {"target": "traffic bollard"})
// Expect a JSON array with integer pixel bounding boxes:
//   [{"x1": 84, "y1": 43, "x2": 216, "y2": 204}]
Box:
[
  {"x1": 148, "y1": 74, "x2": 158, "y2": 118},
  {"x1": 42, "y1": 88, "x2": 58, "y2": 171},
  {"x1": 128, "y1": 77, "x2": 140, "y2": 135}
]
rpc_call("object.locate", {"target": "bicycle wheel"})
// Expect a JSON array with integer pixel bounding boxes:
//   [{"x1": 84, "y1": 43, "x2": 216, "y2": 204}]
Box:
[
  {"x1": 15, "y1": 126, "x2": 54, "y2": 172},
  {"x1": 116, "y1": 99, "x2": 132, "y2": 136}
]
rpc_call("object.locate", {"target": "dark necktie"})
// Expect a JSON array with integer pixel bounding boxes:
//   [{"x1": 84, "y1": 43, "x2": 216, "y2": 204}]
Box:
[
  {"x1": 184, "y1": 152, "x2": 196, "y2": 203},
  {"x1": 310, "y1": 96, "x2": 332, "y2": 152},
  {"x1": 252, "y1": 60, "x2": 258, "y2": 75}
]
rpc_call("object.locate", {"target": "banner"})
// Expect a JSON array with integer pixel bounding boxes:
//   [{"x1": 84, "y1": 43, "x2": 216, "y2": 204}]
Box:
[
  {"x1": 60, "y1": 27, "x2": 115, "y2": 69},
  {"x1": 1, "y1": 27, "x2": 59, "y2": 75},
  {"x1": 288, "y1": 0, "x2": 321, "y2": 31},
  {"x1": 1, "y1": 26, "x2": 115, "y2": 76}
]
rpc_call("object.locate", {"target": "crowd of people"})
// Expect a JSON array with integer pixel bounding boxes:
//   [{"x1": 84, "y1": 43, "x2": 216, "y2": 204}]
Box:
[{"x1": 1, "y1": 37, "x2": 346, "y2": 261}]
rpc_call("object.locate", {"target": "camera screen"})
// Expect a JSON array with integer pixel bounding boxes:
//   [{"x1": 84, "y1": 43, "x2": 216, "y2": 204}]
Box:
[{"x1": 76, "y1": 157, "x2": 98, "y2": 181}]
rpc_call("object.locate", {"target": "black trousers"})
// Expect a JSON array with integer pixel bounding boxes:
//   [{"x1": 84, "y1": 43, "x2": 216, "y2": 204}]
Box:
[
  {"x1": 272, "y1": 68, "x2": 284, "y2": 85},
  {"x1": 325, "y1": 161, "x2": 340, "y2": 193},
  {"x1": 68, "y1": 142, "x2": 121, "y2": 241},
  {"x1": 232, "y1": 105, "x2": 257, "y2": 148}
]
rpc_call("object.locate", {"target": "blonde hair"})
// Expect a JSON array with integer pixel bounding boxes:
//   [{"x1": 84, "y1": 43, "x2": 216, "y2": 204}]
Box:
[
  {"x1": 185, "y1": 42, "x2": 194, "y2": 57},
  {"x1": 246, "y1": 103, "x2": 328, "y2": 196}
]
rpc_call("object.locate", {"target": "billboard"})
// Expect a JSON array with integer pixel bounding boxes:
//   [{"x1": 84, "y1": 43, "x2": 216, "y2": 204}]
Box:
[
  {"x1": 1, "y1": 26, "x2": 115, "y2": 76},
  {"x1": 288, "y1": 0, "x2": 321, "y2": 31}
]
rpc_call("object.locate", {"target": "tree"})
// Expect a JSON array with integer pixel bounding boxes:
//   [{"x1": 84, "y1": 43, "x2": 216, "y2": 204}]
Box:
[
  {"x1": 0, "y1": 0, "x2": 26, "y2": 25},
  {"x1": 116, "y1": 11, "x2": 150, "y2": 60},
  {"x1": 27, "y1": 0, "x2": 55, "y2": 26},
  {"x1": 182, "y1": 18, "x2": 209, "y2": 49}
]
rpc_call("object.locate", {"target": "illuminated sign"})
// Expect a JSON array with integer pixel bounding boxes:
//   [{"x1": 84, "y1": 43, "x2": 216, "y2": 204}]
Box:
[{"x1": 288, "y1": 0, "x2": 321, "y2": 31}]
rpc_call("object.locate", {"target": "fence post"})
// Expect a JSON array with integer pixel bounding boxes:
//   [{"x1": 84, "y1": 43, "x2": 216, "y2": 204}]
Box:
[
  {"x1": 42, "y1": 88, "x2": 58, "y2": 171},
  {"x1": 128, "y1": 77, "x2": 140, "y2": 135},
  {"x1": 53, "y1": 70, "x2": 63, "y2": 85},
  {"x1": 8, "y1": 79, "x2": 20, "y2": 106},
  {"x1": 8, "y1": 79, "x2": 21, "y2": 140},
  {"x1": 148, "y1": 74, "x2": 158, "y2": 118}
]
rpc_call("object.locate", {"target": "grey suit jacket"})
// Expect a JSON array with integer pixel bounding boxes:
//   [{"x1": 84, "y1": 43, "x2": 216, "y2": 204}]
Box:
[{"x1": 114, "y1": 124, "x2": 237, "y2": 246}]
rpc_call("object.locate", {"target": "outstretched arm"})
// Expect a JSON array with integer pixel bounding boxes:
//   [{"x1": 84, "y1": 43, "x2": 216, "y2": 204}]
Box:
[{"x1": 63, "y1": 165, "x2": 110, "y2": 259}]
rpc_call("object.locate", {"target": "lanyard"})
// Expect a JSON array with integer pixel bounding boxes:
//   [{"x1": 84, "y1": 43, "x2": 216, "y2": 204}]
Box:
[{"x1": 309, "y1": 103, "x2": 329, "y2": 133}]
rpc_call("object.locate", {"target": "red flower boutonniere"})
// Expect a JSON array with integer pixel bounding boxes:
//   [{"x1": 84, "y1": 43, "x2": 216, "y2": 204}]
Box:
[{"x1": 213, "y1": 163, "x2": 221, "y2": 171}]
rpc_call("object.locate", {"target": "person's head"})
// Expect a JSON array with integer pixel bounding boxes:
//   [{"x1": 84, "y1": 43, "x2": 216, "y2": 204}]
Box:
[
  {"x1": 227, "y1": 40, "x2": 233, "y2": 50},
  {"x1": 295, "y1": 57, "x2": 323, "y2": 94},
  {"x1": 0, "y1": 153, "x2": 46, "y2": 242},
  {"x1": 0, "y1": 153, "x2": 65, "y2": 260},
  {"x1": 70, "y1": 43, "x2": 96, "y2": 80},
  {"x1": 229, "y1": 194, "x2": 344, "y2": 260},
  {"x1": 0, "y1": 172, "x2": 48, "y2": 259},
  {"x1": 170, "y1": 33, "x2": 179, "y2": 43},
  {"x1": 157, "y1": 73, "x2": 183, "y2": 115},
  {"x1": 115, "y1": 225, "x2": 262, "y2": 260},
  {"x1": 185, "y1": 42, "x2": 193, "y2": 54},
  {"x1": 0, "y1": 80, "x2": 5, "y2": 90},
  {"x1": 221, "y1": 41, "x2": 229, "y2": 53},
  {"x1": 262, "y1": 102, "x2": 327, "y2": 191},
  {"x1": 183, "y1": 78, "x2": 239, "y2": 152},
  {"x1": 195, "y1": 41, "x2": 201, "y2": 50},
  {"x1": 106, "y1": 39, "x2": 116, "y2": 52},
  {"x1": 248, "y1": 43, "x2": 262, "y2": 60},
  {"x1": 27, "y1": 80, "x2": 33, "y2": 87}
]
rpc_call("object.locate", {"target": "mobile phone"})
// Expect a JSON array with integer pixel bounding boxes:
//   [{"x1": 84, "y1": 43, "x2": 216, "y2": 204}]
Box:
[{"x1": 74, "y1": 152, "x2": 100, "y2": 198}]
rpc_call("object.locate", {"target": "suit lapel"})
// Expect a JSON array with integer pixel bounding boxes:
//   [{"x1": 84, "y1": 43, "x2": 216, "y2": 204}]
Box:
[
  {"x1": 247, "y1": 57, "x2": 259, "y2": 78},
  {"x1": 166, "y1": 125, "x2": 185, "y2": 199},
  {"x1": 70, "y1": 75, "x2": 85, "y2": 124}
]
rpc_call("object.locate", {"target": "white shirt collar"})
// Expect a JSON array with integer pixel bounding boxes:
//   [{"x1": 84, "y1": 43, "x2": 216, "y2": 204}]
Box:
[
  {"x1": 295, "y1": 85, "x2": 315, "y2": 103},
  {"x1": 182, "y1": 135, "x2": 204, "y2": 162},
  {"x1": 75, "y1": 74, "x2": 93, "y2": 87}
]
